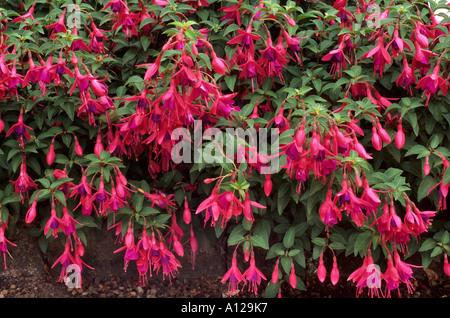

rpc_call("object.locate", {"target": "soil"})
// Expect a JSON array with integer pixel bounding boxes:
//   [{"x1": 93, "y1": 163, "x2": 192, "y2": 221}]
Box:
[{"x1": 0, "y1": 220, "x2": 449, "y2": 300}]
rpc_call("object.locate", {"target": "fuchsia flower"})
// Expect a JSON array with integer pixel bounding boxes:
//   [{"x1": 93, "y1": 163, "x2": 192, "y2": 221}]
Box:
[
  {"x1": 347, "y1": 249, "x2": 384, "y2": 298},
  {"x1": 0, "y1": 223, "x2": 17, "y2": 269},
  {"x1": 227, "y1": 25, "x2": 260, "y2": 51},
  {"x1": 321, "y1": 39, "x2": 351, "y2": 78},
  {"x1": 46, "y1": 9, "x2": 67, "y2": 38},
  {"x1": 361, "y1": 34, "x2": 392, "y2": 78},
  {"x1": 218, "y1": 0, "x2": 242, "y2": 26},
  {"x1": 11, "y1": 161, "x2": 37, "y2": 202},
  {"x1": 393, "y1": 251, "x2": 421, "y2": 294},
  {"x1": 319, "y1": 188, "x2": 341, "y2": 227},
  {"x1": 242, "y1": 255, "x2": 266, "y2": 294},
  {"x1": 396, "y1": 54, "x2": 416, "y2": 95},
  {"x1": 6, "y1": 112, "x2": 33, "y2": 147},
  {"x1": 222, "y1": 252, "x2": 244, "y2": 296},
  {"x1": 259, "y1": 36, "x2": 289, "y2": 82},
  {"x1": 416, "y1": 59, "x2": 448, "y2": 106},
  {"x1": 11, "y1": 0, "x2": 37, "y2": 23}
]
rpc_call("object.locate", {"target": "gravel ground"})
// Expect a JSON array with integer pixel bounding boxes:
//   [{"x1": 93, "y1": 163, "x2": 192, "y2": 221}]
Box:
[{"x1": 0, "y1": 221, "x2": 449, "y2": 299}]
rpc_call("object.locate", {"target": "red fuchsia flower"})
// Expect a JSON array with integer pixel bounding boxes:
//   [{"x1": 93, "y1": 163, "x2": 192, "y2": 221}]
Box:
[
  {"x1": 0, "y1": 223, "x2": 17, "y2": 269},
  {"x1": 70, "y1": 65, "x2": 98, "y2": 96},
  {"x1": 334, "y1": 172, "x2": 373, "y2": 227},
  {"x1": 282, "y1": 30, "x2": 307, "y2": 65},
  {"x1": 70, "y1": 26, "x2": 90, "y2": 52},
  {"x1": 218, "y1": 0, "x2": 242, "y2": 26},
  {"x1": 321, "y1": 39, "x2": 351, "y2": 78},
  {"x1": 11, "y1": 161, "x2": 37, "y2": 203},
  {"x1": 347, "y1": 249, "x2": 384, "y2": 298},
  {"x1": 111, "y1": 9, "x2": 139, "y2": 39},
  {"x1": 222, "y1": 252, "x2": 244, "y2": 296},
  {"x1": 11, "y1": 0, "x2": 37, "y2": 23},
  {"x1": 153, "y1": 241, "x2": 181, "y2": 281},
  {"x1": 383, "y1": 255, "x2": 401, "y2": 298},
  {"x1": 0, "y1": 59, "x2": 24, "y2": 99},
  {"x1": 412, "y1": 41, "x2": 436, "y2": 77},
  {"x1": 87, "y1": 19, "x2": 110, "y2": 53},
  {"x1": 6, "y1": 111, "x2": 33, "y2": 147},
  {"x1": 416, "y1": 59, "x2": 448, "y2": 106},
  {"x1": 44, "y1": 205, "x2": 62, "y2": 238},
  {"x1": 242, "y1": 191, "x2": 266, "y2": 223},
  {"x1": 103, "y1": 0, "x2": 129, "y2": 15},
  {"x1": 319, "y1": 187, "x2": 341, "y2": 228},
  {"x1": 211, "y1": 91, "x2": 241, "y2": 117},
  {"x1": 60, "y1": 206, "x2": 82, "y2": 236},
  {"x1": 393, "y1": 251, "x2": 421, "y2": 294},
  {"x1": 227, "y1": 24, "x2": 260, "y2": 51},
  {"x1": 137, "y1": 55, "x2": 162, "y2": 82},
  {"x1": 242, "y1": 255, "x2": 267, "y2": 294},
  {"x1": 360, "y1": 176, "x2": 382, "y2": 216},
  {"x1": 267, "y1": 105, "x2": 289, "y2": 132},
  {"x1": 427, "y1": 180, "x2": 449, "y2": 211},
  {"x1": 51, "y1": 241, "x2": 76, "y2": 284},
  {"x1": 396, "y1": 54, "x2": 416, "y2": 95},
  {"x1": 237, "y1": 47, "x2": 265, "y2": 92},
  {"x1": 265, "y1": 35, "x2": 290, "y2": 82},
  {"x1": 387, "y1": 27, "x2": 411, "y2": 59},
  {"x1": 91, "y1": 178, "x2": 111, "y2": 216},
  {"x1": 46, "y1": 9, "x2": 67, "y2": 38},
  {"x1": 361, "y1": 34, "x2": 392, "y2": 78},
  {"x1": 403, "y1": 201, "x2": 436, "y2": 236}
]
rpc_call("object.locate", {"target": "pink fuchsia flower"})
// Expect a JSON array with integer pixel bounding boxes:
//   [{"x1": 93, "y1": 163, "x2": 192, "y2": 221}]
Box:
[
  {"x1": 383, "y1": 255, "x2": 401, "y2": 298},
  {"x1": 387, "y1": 27, "x2": 411, "y2": 59},
  {"x1": 0, "y1": 223, "x2": 17, "y2": 269},
  {"x1": 222, "y1": 252, "x2": 244, "y2": 296},
  {"x1": 218, "y1": 0, "x2": 242, "y2": 26},
  {"x1": 11, "y1": 0, "x2": 37, "y2": 23},
  {"x1": 393, "y1": 251, "x2": 421, "y2": 294},
  {"x1": 361, "y1": 34, "x2": 392, "y2": 78},
  {"x1": 46, "y1": 9, "x2": 67, "y2": 38},
  {"x1": 416, "y1": 59, "x2": 448, "y2": 106},
  {"x1": 347, "y1": 249, "x2": 384, "y2": 298},
  {"x1": 427, "y1": 180, "x2": 449, "y2": 211},
  {"x1": 242, "y1": 255, "x2": 266, "y2": 294},
  {"x1": 321, "y1": 39, "x2": 351, "y2": 78},
  {"x1": 153, "y1": 241, "x2": 181, "y2": 281},
  {"x1": 396, "y1": 54, "x2": 416, "y2": 95},
  {"x1": 44, "y1": 205, "x2": 62, "y2": 238},
  {"x1": 227, "y1": 24, "x2": 260, "y2": 51},
  {"x1": 10, "y1": 161, "x2": 37, "y2": 203},
  {"x1": 51, "y1": 241, "x2": 76, "y2": 284},
  {"x1": 319, "y1": 188, "x2": 341, "y2": 227},
  {"x1": 6, "y1": 112, "x2": 33, "y2": 147}
]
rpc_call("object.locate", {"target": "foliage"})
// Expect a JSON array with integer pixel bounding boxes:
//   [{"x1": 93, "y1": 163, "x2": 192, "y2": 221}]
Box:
[{"x1": 0, "y1": 0, "x2": 449, "y2": 298}]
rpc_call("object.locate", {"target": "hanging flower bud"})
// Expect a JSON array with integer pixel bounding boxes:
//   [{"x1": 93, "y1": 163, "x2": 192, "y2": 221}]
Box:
[
  {"x1": 371, "y1": 125, "x2": 383, "y2": 151},
  {"x1": 318, "y1": 253, "x2": 327, "y2": 283},
  {"x1": 354, "y1": 167, "x2": 363, "y2": 188},
  {"x1": 74, "y1": 137, "x2": 83, "y2": 156},
  {"x1": 124, "y1": 225, "x2": 134, "y2": 249},
  {"x1": 330, "y1": 256, "x2": 340, "y2": 285},
  {"x1": 190, "y1": 227, "x2": 198, "y2": 270},
  {"x1": 376, "y1": 121, "x2": 391, "y2": 144},
  {"x1": 94, "y1": 134, "x2": 104, "y2": 158},
  {"x1": 173, "y1": 236, "x2": 184, "y2": 257},
  {"x1": 424, "y1": 156, "x2": 430, "y2": 175},
  {"x1": 444, "y1": 254, "x2": 450, "y2": 277},
  {"x1": 211, "y1": 50, "x2": 229, "y2": 75},
  {"x1": 47, "y1": 142, "x2": 55, "y2": 166},
  {"x1": 183, "y1": 198, "x2": 191, "y2": 224},
  {"x1": 25, "y1": 199, "x2": 38, "y2": 223},
  {"x1": 294, "y1": 122, "x2": 306, "y2": 148},
  {"x1": 395, "y1": 122, "x2": 405, "y2": 149},
  {"x1": 264, "y1": 174, "x2": 272, "y2": 196},
  {"x1": 271, "y1": 259, "x2": 280, "y2": 283},
  {"x1": 310, "y1": 130, "x2": 320, "y2": 156},
  {"x1": 289, "y1": 261, "x2": 297, "y2": 288}
]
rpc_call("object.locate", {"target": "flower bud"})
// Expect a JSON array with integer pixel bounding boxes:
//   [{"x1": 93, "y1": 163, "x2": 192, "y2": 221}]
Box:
[
  {"x1": 318, "y1": 253, "x2": 327, "y2": 283},
  {"x1": 424, "y1": 156, "x2": 430, "y2": 175},
  {"x1": 47, "y1": 143, "x2": 55, "y2": 166},
  {"x1": 330, "y1": 256, "x2": 339, "y2": 285},
  {"x1": 395, "y1": 123, "x2": 405, "y2": 149},
  {"x1": 264, "y1": 174, "x2": 272, "y2": 196}
]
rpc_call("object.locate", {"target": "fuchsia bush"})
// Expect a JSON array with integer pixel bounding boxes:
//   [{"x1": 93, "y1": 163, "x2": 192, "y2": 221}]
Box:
[{"x1": 0, "y1": 0, "x2": 450, "y2": 298}]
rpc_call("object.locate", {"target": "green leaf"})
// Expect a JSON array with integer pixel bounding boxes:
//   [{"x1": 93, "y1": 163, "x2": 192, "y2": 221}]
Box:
[
  {"x1": 283, "y1": 226, "x2": 295, "y2": 249},
  {"x1": 419, "y1": 238, "x2": 436, "y2": 252}
]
